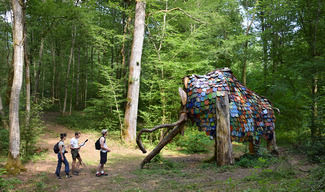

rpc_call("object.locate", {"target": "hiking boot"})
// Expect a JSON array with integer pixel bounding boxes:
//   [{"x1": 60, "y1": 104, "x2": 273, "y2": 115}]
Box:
[
  {"x1": 72, "y1": 171, "x2": 79, "y2": 176},
  {"x1": 101, "y1": 172, "x2": 108, "y2": 176},
  {"x1": 96, "y1": 173, "x2": 101, "y2": 177},
  {"x1": 57, "y1": 175, "x2": 62, "y2": 179},
  {"x1": 66, "y1": 174, "x2": 72, "y2": 178}
]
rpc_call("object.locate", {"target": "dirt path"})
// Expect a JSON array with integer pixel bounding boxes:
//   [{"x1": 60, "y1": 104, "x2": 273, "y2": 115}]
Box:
[
  {"x1": 12, "y1": 112, "x2": 230, "y2": 192},
  {"x1": 3, "y1": 112, "x2": 313, "y2": 192}
]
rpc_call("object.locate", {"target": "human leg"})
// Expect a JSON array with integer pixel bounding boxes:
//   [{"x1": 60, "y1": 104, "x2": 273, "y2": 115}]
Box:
[
  {"x1": 62, "y1": 154, "x2": 70, "y2": 176},
  {"x1": 76, "y1": 154, "x2": 82, "y2": 170},
  {"x1": 55, "y1": 153, "x2": 63, "y2": 178}
]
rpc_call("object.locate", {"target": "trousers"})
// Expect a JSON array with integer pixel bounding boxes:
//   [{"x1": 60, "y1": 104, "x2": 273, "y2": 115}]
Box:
[{"x1": 55, "y1": 153, "x2": 70, "y2": 176}]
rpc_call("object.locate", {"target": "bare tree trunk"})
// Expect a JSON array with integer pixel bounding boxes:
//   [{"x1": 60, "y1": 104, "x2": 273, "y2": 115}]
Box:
[
  {"x1": 23, "y1": 3, "x2": 30, "y2": 127},
  {"x1": 241, "y1": 0, "x2": 259, "y2": 86},
  {"x1": 123, "y1": 0, "x2": 146, "y2": 142},
  {"x1": 121, "y1": 16, "x2": 131, "y2": 78},
  {"x1": 6, "y1": 0, "x2": 26, "y2": 174},
  {"x1": 215, "y1": 93, "x2": 233, "y2": 166},
  {"x1": 41, "y1": 69, "x2": 45, "y2": 99},
  {"x1": 90, "y1": 46, "x2": 94, "y2": 98},
  {"x1": 85, "y1": 47, "x2": 89, "y2": 108},
  {"x1": 69, "y1": 53, "x2": 75, "y2": 115},
  {"x1": 76, "y1": 47, "x2": 80, "y2": 107},
  {"x1": 51, "y1": 37, "x2": 56, "y2": 103},
  {"x1": 33, "y1": 37, "x2": 44, "y2": 102},
  {"x1": 0, "y1": 95, "x2": 9, "y2": 130},
  {"x1": 63, "y1": 25, "x2": 76, "y2": 114}
]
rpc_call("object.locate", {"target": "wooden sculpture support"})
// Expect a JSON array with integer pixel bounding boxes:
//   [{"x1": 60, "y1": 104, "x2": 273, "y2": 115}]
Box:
[{"x1": 215, "y1": 93, "x2": 234, "y2": 166}]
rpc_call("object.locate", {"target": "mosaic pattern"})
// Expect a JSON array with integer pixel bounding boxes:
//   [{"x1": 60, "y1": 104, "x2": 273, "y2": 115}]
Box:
[{"x1": 185, "y1": 68, "x2": 275, "y2": 141}]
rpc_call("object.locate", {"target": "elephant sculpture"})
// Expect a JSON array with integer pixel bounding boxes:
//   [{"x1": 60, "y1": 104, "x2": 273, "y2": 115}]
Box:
[{"x1": 137, "y1": 67, "x2": 278, "y2": 168}]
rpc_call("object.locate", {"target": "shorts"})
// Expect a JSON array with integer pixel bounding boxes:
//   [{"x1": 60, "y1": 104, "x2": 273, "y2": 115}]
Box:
[
  {"x1": 100, "y1": 151, "x2": 107, "y2": 164},
  {"x1": 71, "y1": 149, "x2": 80, "y2": 159}
]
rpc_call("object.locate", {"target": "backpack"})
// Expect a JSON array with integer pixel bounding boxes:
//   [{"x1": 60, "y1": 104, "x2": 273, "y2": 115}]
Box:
[
  {"x1": 53, "y1": 141, "x2": 60, "y2": 154},
  {"x1": 95, "y1": 137, "x2": 105, "y2": 150}
]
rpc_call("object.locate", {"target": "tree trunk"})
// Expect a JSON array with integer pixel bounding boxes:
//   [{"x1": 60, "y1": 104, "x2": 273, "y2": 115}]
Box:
[
  {"x1": 0, "y1": 95, "x2": 9, "y2": 130},
  {"x1": 241, "y1": 0, "x2": 259, "y2": 86},
  {"x1": 123, "y1": 0, "x2": 146, "y2": 142},
  {"x1": 33, "y1": 37, "x2": 45, "y2": 102},
  {"x1": 90, "y1": 46, "x2": 94, "y2": 98},
  {"x1": 23, "y1": 3, "x2": 30, "y2": 127},
  {"x1": 69, "y1": 52, "x2": 75, "y2": 115},
  {"x1": 215, "y1": 93, "x2": 233, "y2": 166},
  {"x1": 63, "y1": 25, "x2": 76, "y2": 114},
  {"x1": 6, "y1": 0, "x2": 27, "y2": 175},
  {"x1": 51, "y1": 36, "x2": 56, "y2": 103},
  {"x1": 76, "y1": 47, "x2": 80, "y2": 107}
]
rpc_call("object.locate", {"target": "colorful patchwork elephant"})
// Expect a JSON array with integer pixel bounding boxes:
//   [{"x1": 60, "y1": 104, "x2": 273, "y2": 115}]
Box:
[{"x1": 137, "y1": 68, "x2": 278, "y2": 168}]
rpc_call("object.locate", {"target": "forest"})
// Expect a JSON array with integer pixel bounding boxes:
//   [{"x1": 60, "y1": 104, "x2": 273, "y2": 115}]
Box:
[{"x1": 0, "y1": 0, "x2": 324, "y2": 191}]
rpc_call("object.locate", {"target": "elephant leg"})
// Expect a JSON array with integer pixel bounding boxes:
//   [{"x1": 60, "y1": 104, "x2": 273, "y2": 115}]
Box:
[
  {"x1": 267, "y1": 131, "x2": 279, "y2": 156},
  {"x1": 249, "y1": 139, "x2": 260, "y2": 155}
]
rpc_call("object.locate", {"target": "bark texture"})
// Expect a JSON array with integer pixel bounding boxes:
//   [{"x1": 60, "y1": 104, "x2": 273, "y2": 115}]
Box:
[
  {"x1": 63, "y1": 25, "x2": 76, "y2": 114},
  {"x1": 124, "y1": 0, "x2": 146, "y2": 142},
  {"x1": 6, "y1": 0, "x2": 27, "y2": 174},
  {"x1": 215, "y1": 93, "x2": 234, "y2": 166}
]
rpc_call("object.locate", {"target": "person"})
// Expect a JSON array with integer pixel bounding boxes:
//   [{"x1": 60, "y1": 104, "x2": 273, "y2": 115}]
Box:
[
  {"x1": 96, "y1": 129, "x2": 111, "y2": 177},
  {"x1": 70, "y1": 132, "x2": 83, "y2": 176},
  {"x1": 55, "y1": 133, "x2": 72, "y2": 179}
]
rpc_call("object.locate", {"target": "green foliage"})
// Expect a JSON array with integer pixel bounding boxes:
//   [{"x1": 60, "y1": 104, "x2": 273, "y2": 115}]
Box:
[
  {"x1": 301, "y1": 139, "x2": 325, "y2": 163},
  {"x1": 57, "y1": 112, "x2": 95, "y2": 130},
  {"x1": 20, "y1": 98, "x2": 53, "y2": 161},
  {"x1": 236, "y1": 155, "x2": 279, "y2": 168},
  {"x1": 175, "y1": 128, "x2": 214, "y2": 154},
  {"x1": 304, "y1": 164, "x2": 325, "y2": 191},
  {"x1": 0, "y1": 169, "x2": 22, "y2": 192},
  {"x1": 0, "y1": 129, "x2": 9, "y2": 155}
]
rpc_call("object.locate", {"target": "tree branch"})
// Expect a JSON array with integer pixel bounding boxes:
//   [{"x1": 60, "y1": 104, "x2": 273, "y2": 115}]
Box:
[{"x1": 148, "y1": 7, "x2": 208, "y2": 25}]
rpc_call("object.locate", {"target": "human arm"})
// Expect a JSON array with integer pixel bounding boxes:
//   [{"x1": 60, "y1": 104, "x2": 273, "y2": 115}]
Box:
[{"x1": 59, "y1": 143, "x2": 64, "y2": 161}]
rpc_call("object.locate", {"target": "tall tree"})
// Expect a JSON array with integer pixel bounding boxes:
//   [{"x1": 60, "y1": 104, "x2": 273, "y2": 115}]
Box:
[
  {"x1": 123, "y1": 0, "x2": 146, "y2": 142},
  {"x1": 6, "y1": 0, "x2": 26, "y2": 174},
  {"x1": 63, "y1": 25, "x2": 76, "y2": 114}
]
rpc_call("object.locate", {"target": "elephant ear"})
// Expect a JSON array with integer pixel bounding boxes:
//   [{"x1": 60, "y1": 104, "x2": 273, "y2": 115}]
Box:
[{"x1": 178, "y1": 87, "x2": 187, "y2": 105}]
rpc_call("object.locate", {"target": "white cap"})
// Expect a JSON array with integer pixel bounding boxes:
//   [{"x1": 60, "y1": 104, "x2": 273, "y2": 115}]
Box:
[{"x1": 101, "y1": 129, "x2": 107, "y2": 135}]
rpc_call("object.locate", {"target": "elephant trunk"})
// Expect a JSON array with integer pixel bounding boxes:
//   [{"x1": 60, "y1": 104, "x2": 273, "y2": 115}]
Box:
[{"x1": 136, "y1": 113, "x2": 187, "y2": 154}]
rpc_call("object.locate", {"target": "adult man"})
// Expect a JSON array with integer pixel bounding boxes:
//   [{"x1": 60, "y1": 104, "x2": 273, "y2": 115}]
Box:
[
  {"x1": 55, "y1": 133, "x2": 72, "y2": 179},
  {"x1": 96, "y1": 129, "x2": 111, "y2": 177},
  {"x1": 70, "y1": 132, "x2": 83, "y2": 175}
]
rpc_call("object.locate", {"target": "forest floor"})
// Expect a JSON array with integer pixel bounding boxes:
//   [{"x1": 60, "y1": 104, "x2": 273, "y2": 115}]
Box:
[{"x1": 0, "y1": 112, "x2": 318, "y2": 192}]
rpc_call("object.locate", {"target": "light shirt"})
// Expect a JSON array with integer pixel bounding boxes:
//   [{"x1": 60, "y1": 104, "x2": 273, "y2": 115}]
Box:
[
  {"x1": 70, "y1": 137, "x2": 79, "y2": 149},
  {"x1": 58, "y1": 141, "x2": 65, "y2": 154},
  {"x1": 100, "y1": 137, "x2": 108, "y2": 153}
]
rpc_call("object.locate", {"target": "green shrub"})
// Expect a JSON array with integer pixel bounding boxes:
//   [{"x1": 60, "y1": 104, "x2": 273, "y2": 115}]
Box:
[
  {"x1": 20, "y1": 98, "x2": 53, "y2": 161},
  {"x1": 0, "y1": 129, "x2": 9, "y2": 155},
  {"x1": 176, "y1": 129, "x2": 214, "y2": 154},
  {"x1": 236, "y1": 155, "x2": 279, "y2": 168},
  {"x1": 303, "y1": 139, "x2": 325, "y2": 163},
  {"x1": 0, "y1": 169, "x2": 22, "y2": 192}
]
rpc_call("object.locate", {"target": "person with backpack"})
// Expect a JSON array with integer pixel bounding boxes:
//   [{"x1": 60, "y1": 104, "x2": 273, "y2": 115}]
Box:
[
  {"x1": 95, "y1": 129, "x2": 111, "y2": 177},
  {"x1": 70, "y1": 132, "x2": 82, "y2": 176},
  {"x1": 55, "y1": 133, "x2": 72, "y2": 179}
]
